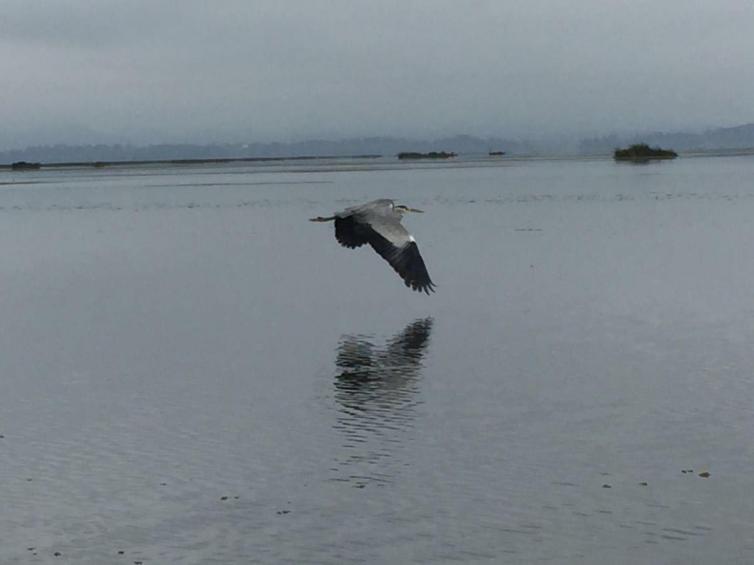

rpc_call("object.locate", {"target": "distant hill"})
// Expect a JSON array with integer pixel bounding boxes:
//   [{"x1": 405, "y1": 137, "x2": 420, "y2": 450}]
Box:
[
  {"x1": 2, "y1": 124, "x2": 753, "y2": 164},
  {"x1": 580, "y1": 123, "x2": 754, "y2": 155}
]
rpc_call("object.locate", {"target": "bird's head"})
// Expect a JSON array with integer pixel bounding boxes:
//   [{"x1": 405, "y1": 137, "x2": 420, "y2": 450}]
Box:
[{"x1": 394, "y1": 204, "x2": 424, "y2": 215}]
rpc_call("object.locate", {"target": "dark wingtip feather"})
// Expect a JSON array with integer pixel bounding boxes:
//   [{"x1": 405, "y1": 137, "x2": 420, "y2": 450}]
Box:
[
  {"x1": 407, "y1": 279, "x2": 436, "y2": 294},
  {"x1": 396, "y1": 242, "x2": 434, "y2": 295}
]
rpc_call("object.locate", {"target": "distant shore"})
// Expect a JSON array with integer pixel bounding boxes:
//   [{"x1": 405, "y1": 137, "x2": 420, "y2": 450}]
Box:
[
  {"x1": 3, "y1": 148, "x2": 754, "y2": 172},
  {"x1": 0, "y1": 154, "x2": 382, "y2": 171}
]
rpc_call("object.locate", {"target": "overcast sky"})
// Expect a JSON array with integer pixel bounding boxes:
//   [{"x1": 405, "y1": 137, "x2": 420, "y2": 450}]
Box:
[{"x1": 1, "y1": 0, "x2": 752, "y2": 148}]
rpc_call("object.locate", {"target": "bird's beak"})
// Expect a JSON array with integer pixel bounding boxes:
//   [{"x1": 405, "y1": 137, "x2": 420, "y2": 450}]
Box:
[{"x1": 408, "y1": 207, "x2": 424, "y2": 213}]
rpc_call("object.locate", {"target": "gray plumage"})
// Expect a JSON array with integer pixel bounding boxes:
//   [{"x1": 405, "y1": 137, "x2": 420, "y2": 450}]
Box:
[{"x1": 310, "y1": 199, "x2": 435, "y2": 294}]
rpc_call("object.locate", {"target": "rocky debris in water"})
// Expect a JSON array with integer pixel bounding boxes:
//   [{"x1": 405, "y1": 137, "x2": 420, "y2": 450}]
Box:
[
  {"x1": 220, "y1": 496, "x2": 228, "y2": 501},
  {"x1": 602, "y1": 484, "x2": 612, "y2": 488},
  {"x1": 639, "y1": 482, "x2": 648, "y2": 486},
  {"x1": 681, "y1": 469, "x2": 694, "y2": 474},
  {"x1": 54, "y1": 552, "x2": 62, "y2": 557},
  {"x1": 277, "y1": 509, "x2": 291, "y2": 515},
  {"x1": 118, "y1": 550, "x2": 125, "y2": 555},
  {"x1": 698, "y1": 471, "x2": 711, "y2": 478}
]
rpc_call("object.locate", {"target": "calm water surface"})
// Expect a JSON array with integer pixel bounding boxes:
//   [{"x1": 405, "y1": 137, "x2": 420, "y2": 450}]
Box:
[{"x1": 2, "y1": 156, "x2": 754, "y2": 563}]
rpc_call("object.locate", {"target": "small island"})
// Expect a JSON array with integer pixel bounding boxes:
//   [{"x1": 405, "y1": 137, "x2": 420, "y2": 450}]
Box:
[
  {"x1": 489, "y1": 151, "x2": 505, "y2": 156},
  {"x1": 11, "y1": 161, "x2": 41, "y2": 170},
  {"x1": 397, "y1": 151, "x2": 457, "y2": 160},
  {"x1": 613, "y1": 143, "x2": 677, "y2": 162}
]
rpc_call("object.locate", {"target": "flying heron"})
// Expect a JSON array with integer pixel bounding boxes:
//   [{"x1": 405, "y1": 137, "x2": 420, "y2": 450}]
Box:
[{"x1": 310, "y1": 199, "x2": 435, "y2": 294}]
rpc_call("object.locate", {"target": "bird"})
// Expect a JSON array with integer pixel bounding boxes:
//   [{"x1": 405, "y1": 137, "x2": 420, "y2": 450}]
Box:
[{"x1": 310, "y1": 199, "x2": 435, "y2": 294}]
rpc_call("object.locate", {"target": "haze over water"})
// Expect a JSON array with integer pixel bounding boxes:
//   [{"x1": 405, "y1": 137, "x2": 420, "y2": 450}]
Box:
[{"x1": 2, "y1": 155, "x2": 754, "y2": 563}]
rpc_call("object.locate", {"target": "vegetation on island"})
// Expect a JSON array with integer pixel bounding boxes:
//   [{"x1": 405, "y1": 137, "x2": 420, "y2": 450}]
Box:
[
  {"x1": 613, "y1": 143, "x2": 678, "y2": 162},
  {"x1": 397, "y1": 151, "x2": 457, "y2": 160},
  {"x1": 11, "y1": 161, "x2": 41, "y2": 170}
]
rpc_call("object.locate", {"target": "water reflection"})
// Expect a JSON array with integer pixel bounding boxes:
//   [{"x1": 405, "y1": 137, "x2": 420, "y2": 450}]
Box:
[{"x1": 331, "y1": 318, "x2": 433, "y2": 487}]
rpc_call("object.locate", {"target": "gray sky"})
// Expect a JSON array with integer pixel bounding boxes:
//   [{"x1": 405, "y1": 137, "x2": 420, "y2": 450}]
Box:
[{"x1": 1, "y1": 0, "x2": 752, "y2": 148}]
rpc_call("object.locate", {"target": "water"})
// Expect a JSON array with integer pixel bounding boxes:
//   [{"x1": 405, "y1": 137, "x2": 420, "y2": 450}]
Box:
[{"x1": 2, "y1": 155, "x2": 754, "y2": 563}]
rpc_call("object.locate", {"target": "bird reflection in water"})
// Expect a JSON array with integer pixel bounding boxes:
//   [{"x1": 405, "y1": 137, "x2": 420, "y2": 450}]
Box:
[{"x1": 331, "y1": 318, "x2": 433, "y2": 487}]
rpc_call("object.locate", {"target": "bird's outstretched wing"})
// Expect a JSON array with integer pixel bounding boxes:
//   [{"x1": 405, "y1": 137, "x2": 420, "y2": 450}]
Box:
[
  {"x1": 333, "y1": 199, "x2": 395, "y2": 249},
  {"x1": 355, "y1": 215, "x2": 435, "y2": 294},
  {"x1": 369, "y1": 234, "x2": 435, "y2": 294},
  {"x1": 334, "y1": 215, "x2": 370, "y2": 249}
]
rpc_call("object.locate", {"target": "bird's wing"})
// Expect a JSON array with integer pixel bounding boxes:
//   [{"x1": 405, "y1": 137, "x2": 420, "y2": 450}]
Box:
[
  {"x1": 343, "y1": 199, "x2": 394, "y2": 215},
  {"x1": 333, "y1": 200, "x2": 395, "y2": 248},
  {"x1": 361, "y1": 215, "x2": 435, "y2": 294},
  {"x1": 334, "y1": 215, "x2": 370, "y2": 248}
]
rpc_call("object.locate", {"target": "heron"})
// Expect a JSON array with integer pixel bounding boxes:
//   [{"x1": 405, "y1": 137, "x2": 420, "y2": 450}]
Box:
[{"x1": 310, "y1": 199, "x2": 435, "y2": 294}]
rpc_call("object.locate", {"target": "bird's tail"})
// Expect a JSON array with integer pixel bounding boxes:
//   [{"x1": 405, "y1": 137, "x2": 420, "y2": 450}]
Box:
[{"x1": 309, "y1": 215, "x2": 336, "y2": 222}]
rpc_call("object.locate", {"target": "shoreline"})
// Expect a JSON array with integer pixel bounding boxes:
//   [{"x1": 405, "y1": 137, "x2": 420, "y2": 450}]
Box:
[
  {"x1": 0, "y1": 154, "x2": 382, "y2": 171},
  {"x1": 2, "y1": 148, "x2": 753, "y2": 172}
]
